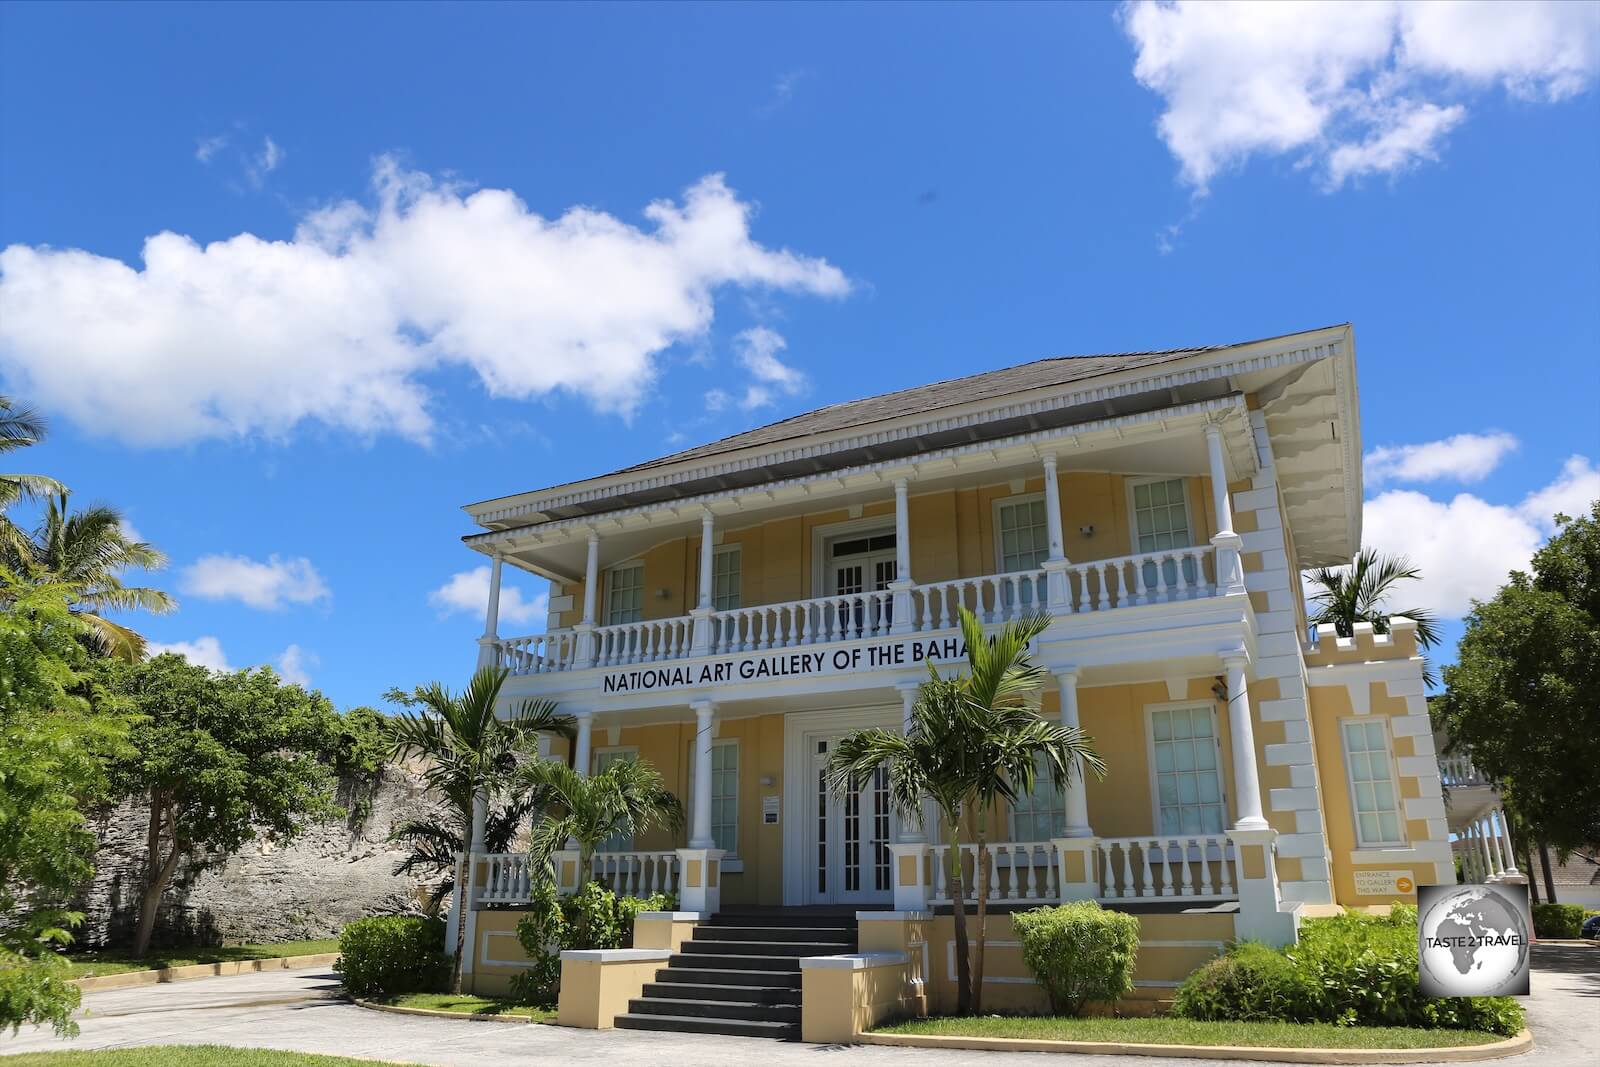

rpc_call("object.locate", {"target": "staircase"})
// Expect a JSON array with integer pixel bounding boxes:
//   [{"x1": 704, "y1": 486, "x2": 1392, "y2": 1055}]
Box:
[{"x1": 614, "y1": 910, "x2": 858, "y2": 1040}]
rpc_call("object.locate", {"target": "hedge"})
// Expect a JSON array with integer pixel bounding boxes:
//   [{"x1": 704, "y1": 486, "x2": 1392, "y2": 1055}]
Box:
[
  {"x1": 1531, "y1": 903, "x2": 1584, "y2": 939},
  {"x1": 334, "y1": 916, "x2": 450, "y2": 998},
  {"x1": 509, "y1": 882, "x2": 675, "y2": 1006},
  {"x1": 1012, "y1": 901, "x2": 1140, "y2": 1016},
  {"x1": 1173, "y1": 908, "x2": 1523, "y2": 1036}
]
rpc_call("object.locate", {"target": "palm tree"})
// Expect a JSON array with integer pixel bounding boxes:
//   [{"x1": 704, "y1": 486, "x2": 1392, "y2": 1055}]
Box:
[
  {"x1": 392, "y1": 798, "x2": 535, "y2": 911},
  {"x1": 519, "y1": 756, "x2": 683, "y2": 893},
  {"x1": 1306, "y1": 549, "x2": 1441, "y2": 646},
  {"x1": 0, "y1": 397, "x2": 64, "y2": 517},
  {"x1": 0, "y1": 491, "x2": 173, "y2": 660},
  {"x1": 827, "y1": 607, "x2": 1103, "y2": 1015},
  {"x1": 387, "y1": 666, "x2": 574, "y2": 993}
]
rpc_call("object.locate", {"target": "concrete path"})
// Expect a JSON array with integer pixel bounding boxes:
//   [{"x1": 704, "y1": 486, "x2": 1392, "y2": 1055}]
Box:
[{"x1": 1, "y1": 944, "x2": 1591, "y2": 1065}]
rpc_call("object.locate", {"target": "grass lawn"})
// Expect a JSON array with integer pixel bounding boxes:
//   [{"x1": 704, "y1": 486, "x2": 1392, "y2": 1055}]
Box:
[
  {"x1": 375, "y1": 992, "x2": 555, "y2": 1021},
  {"x1": 3, "y1": 1047, "x2": 403, "y2": 1067},
  {"x1": 874, "y1": 1015, "x2": 1507, "y2": 1049},
  {"x1": 64, "y1": 939, "x2": 341, "y2": 978}
]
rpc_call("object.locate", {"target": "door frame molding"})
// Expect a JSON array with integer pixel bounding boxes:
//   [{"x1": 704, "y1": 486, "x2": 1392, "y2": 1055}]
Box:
[
  {"x1": 809, "y1": 515, "x2": 897, "y2": 599},
  {"x1": 782, "y1": 703, "x2": 901, "y2": 905}
]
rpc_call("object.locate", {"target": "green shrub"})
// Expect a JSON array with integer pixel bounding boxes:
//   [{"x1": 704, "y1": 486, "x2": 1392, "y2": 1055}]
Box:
[
  {"x1": 334, "y1": 916, "x2": 449, "y2": 998},
  {"x1": 507, "y1": 881, "x2": 677, "y2": 1006},
  {"x1": 1172, "y1": 908, "x2": 1523, "y2": 1037},
  {"x1": 1531, "y1": 903, "x2": 1584, "y2": 939},
  {"x1": 1012, "y1": 900, "x2": 1140, "y2": 1016},
  {"x1": 1172, "y1": 942, "x2": 1317, "y2": 1022}
]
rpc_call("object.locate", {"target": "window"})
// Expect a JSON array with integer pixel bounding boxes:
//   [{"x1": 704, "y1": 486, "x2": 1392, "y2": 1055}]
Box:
[
  {"x1": 1342, "y1": 720, "x2": 1404, "y2": 846},
  {"x1": 605, "y1": 562, "x2": 644, "y2": 625},
  {"x1": 1010, "y1": 756, "x2": 1065, "y2": 841},
  {"x1": 996, "y1": 496, "x2": 1051, "y2": 573},
  {"x1": 1130, "y1": 478, "x2": 1197, "y2": 588},
  {"x1": 593, "y1": 748, "x2": 637, "y2": 852},
  {"x1": 691, "y1": 740, "x2": 739, "y2": 854},
  {"x1": 712, "y1": 545, "x2": 741, "y2": 611},
  {"x1": 1150, "y1": 706, "x2": 1225, "y2": 835}
]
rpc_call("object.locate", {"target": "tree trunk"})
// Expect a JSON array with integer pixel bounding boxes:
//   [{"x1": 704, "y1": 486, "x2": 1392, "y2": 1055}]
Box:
[
  {"x1": 947, "y1": 814, "x2": 971, "y2": 1015},
  {"x1": 133, "y1": 790, "x2": 184, "y2": 958},
  {"x1": 971, "y1": 805, "x2": 989, "y2": 1015},
  {"x1": 1527, "y1": 845, "x2": 1540, "y2": 904},
  {"x1": 1538, "y1": 839, "x2": 1557, "y2": 903}
]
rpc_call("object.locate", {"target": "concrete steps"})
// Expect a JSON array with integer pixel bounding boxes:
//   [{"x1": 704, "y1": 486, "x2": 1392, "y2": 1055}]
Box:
[{"x1": 614, "y1": 910, "x2": 858, "y2": 1041}]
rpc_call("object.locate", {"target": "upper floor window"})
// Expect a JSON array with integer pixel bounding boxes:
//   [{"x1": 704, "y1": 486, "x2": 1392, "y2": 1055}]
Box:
[
  {"x1": 1131, "y1": 478, "x2": 1193, "y2": 553},
  {"x1": 1150, "y1": 705, "x2": 1225, "y2": 835},
  {"x1": 996, "y1": 496, "x2": 1051, "y2": 573},
  {"x1": 1342, "y1": 719, "x2": 1404, "y2": 847},
  {"x1": 605, "y1": 562, "x2": 644, "y2": 625},
  {"x1": 712, "y1": 545, "x2": 741, "y2": 611}
]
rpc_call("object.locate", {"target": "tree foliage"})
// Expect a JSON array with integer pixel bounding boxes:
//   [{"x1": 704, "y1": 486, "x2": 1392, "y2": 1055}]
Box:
[
  {"x1": 519, "y1": 757, "x2": 683, "y2": 882},
  {"x1": 90, "y1": 654, "x2": 345, "y2": 956},
  {"x1": 0, "y1": 575, "x2": 129, "y2": 1034},
  {"x1": 1437, "y1": 504, "x2": 1600, "y2": 857},
  {"x1": 1306, "y1": 549, "x2": 1442, "y2": 648}
]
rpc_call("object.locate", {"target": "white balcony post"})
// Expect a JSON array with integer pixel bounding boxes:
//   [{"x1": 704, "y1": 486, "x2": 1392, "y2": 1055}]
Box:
[
  {"x1": 1204, "y1": 424, "x2": 1246, "y2": 597},
  {"x1": 1041, "y1": 453, "x2": 1072, "y2": 611},
  {"x1": 691, "y1": 510, "x2": 716, "y2": 655},
  {"x1": 477, "y1": 554, "x2": 504, "y2": 668},
  {"x1": 1223, "y1": 654, "x2": 1268, "y2": 831},
  {"x1": 573, "y1": 709, "x2": 593, "y2": 777},
  {"x1": 1054, "y1": 668, "x2": 1092, "y2": 838},
  {"x1": 690, "y1": 701, "x2": 716, "y2": 848},
  {"x1": 576, "y1": 530, "x2": 601, "y2": 665},
  {"x1": 890, "y1": 477, "x2": 915, "y2": 634},
  {"x1": 1478, "y1": 816, "x2": 1497, "y2": 879},
  {"x1": 1495, "y1": 809, "x2": 1523, "y2": 880}
]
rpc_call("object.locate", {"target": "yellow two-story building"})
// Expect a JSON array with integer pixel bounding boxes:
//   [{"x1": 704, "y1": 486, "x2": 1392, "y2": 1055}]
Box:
[{"x1": 450, "y1": 323, "x2": 1452, "y2": 1034}]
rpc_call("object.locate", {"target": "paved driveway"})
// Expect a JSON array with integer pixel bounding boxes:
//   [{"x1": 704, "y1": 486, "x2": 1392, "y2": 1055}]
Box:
[{"x1": 2, "y1": 944, "x2": 1592, "y2": 1066}]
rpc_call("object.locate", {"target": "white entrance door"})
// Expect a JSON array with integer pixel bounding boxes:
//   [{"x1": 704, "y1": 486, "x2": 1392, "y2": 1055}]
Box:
[{"x1": 805, "y1": 735, "x2": 893, "y2": 905}]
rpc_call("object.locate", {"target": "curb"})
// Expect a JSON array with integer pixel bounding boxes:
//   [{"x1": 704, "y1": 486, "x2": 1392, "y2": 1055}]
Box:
[
  {"x1": 352, "y1": 997, "x2": 541, "y2": 1024},
  {"x1": 71, "y1": 952, "x2": 340, "y2": 992},
  {"x1": 859, "y1": 1028, "x2": 1533, "y2": 1064}
]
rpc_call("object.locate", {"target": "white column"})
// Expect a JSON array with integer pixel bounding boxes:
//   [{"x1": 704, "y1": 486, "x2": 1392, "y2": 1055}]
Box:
[
  {"x1": 698, "y1": 509, "x2": 716, "y2": 610},
  {"x1": 1478, "y1": 816, "x2": 1497, "y2": 878},
  {"x1": 1055, "y1": 668, "x2": 1092, "y2": 837},
  {"x1": 477, "y1": 554, "x2": 505, "y2": 668},
  {"x1": 690, "y1": 701, "x2": 716, "y2": 848},
  {"x1": 1041, "y1": 453, "x2": 1071, "y2": 610},
  {"x1": 890, "y1": 477, "x2": 915, "y2": 634},
  {"x1": 573, "y1": 709, "x2": 593, "y2": 777},
  {"x1": 576, "y1": 530, "x2": 601, "y2": 666},
  {"x1": 1495, "y1": 809, "x2": 1521, "y2": 878},
  {"x1": 1223, "y1": 654, "x2": 1268, "y2": 830},
  {"x1": 1204, "y1": 424, "x2": 1246, "y2": 596}
]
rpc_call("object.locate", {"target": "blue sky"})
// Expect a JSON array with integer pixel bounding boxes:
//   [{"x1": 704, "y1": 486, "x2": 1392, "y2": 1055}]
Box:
[{"x1": 1, "y1": 1, "x2": 1596, "y2": 710}]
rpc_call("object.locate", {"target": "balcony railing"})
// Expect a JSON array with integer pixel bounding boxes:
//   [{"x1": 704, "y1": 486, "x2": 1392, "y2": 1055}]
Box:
[
  {"x1": 1439, "y1": 755, "x2": 1491, "y2": 789},
  {"x1": 926, "y1": 832, "x2": 1238, "y2": 905},
  {"x1": 473, "y1": 849, "x2": 683, "y2": 905},
  {"x1": 499, "y1": 543, "x2": 1218, "y2": 676}
]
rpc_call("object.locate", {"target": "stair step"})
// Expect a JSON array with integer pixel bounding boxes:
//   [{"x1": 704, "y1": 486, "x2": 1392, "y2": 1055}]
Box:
[
  {"x1": 627, "y1": 996, "x2": 801, "y2": 1023},
  {"x1": 681, "y1": 939, "x2": 852, "y2": 957},
  {"x1": 695, "y1": 925, "x2": 856, "y2": 944},
  {"x1": 654, "y1": 966, "x2": 801, "y2": 988},
  {"x1": 668, "y1": 951, "x2": 800, "y2": 972},
  {"x1": 614, "y1": 1012, "x2": 800, "y2": 1040},
  {"x1": 709, "y1": 912, "x2": 858, "y2": 929},
  {"x1": 641, "y1": 981, "x2": 800, "y2": 1005}
]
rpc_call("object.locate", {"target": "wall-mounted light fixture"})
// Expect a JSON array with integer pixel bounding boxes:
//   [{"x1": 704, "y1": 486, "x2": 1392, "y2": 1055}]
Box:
[
  {"x1": 655, "y1": 587, "x2": 671, "y2": 600},
  {"x1": 1079, "y1": 524, "x2": 1096, "y2": 538}
]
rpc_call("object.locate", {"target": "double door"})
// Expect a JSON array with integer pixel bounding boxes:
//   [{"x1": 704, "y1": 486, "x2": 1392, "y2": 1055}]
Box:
[{"x1": 805, "y1": 734, "x2": 892, "y2": 905}]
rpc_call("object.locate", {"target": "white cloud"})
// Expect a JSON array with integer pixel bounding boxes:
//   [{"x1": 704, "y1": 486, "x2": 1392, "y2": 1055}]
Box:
[
  {"x1": 276, "y1": 643, "x2": 317, "y2": 686},
  {"x1": 181, "y1": 553, "x2": 330, "y2": 610},
  {"x1": 1365, "y1": 431, "x2": 1519, "y2": 485},
  {"x1": 195, "y1": 134, "x2": 228, "y2": 164},
  {"x1": 732, "y1": 326, "x2": 806, "y2": 410},
  {"x1": 118, "y1": 517, "x2": 146, "y2": 544},
  {"x1": 429, "y1": 566, "x2": 548, "y2": 627},
  {"x1": 1356, "y1": 454, "x2": 1599, "y2": 619},
  {"x1": 0, "y1": 164, "x2": 847, "y2": 447},
  {"x1": 1120, "y1": 0, "x2": 1600, "y2": 192},
  {"x1": 704, "y1": 388, "x2": 731, "y2": 413},
  {"x1": 148, "y1": 635, "x2": 232, "y2": 672},
  {"x1": 245, "y1": 136, "x2": 285, "y2": 188}
]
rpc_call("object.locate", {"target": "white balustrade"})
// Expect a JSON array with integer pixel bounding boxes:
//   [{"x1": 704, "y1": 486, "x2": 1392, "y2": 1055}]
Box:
[
  {"x1": 1063, "y1": 546, "x2": 1215, "y2": 613},
  {"x1": 478, "y1": 852, "x2": 535, "y2": 904},
  {"x1": 1095, "y1": 835, "x2": 1235, "y2": 900},
  {"x1": 912, "y1": 571, "x2": 1047, "y2": 630},
  {"x1": 590, "y1": 851, "x2": 681, "y2": 898},
  {"x1": 593, "y1": 618, "x2": 693, "y2": 667},
  {"x1": 708, "y1": 589, "x2": 895, "y2": 653},
  {"x1": 501, "y1": 630, "x2": 577, "y2": 676},
  {"x1": 928, "y1": 841, "x2": 1061, "y2": 904},
  {"x1": 1439, "y1": 756, "x2": 1489, "y2": 788}
]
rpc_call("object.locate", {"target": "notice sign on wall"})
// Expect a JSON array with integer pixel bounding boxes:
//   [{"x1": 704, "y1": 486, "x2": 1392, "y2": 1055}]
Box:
[
  {"x1": 1353, "y1": 868, "x2": 1416, "y2": 897},
  {"x1": 763, "y1": 795, "x2": 780, "y2": 825}
]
